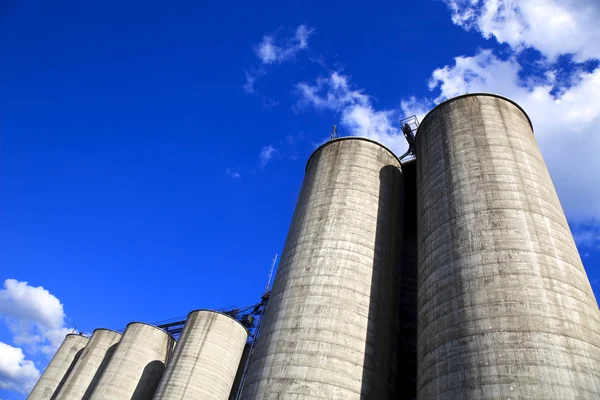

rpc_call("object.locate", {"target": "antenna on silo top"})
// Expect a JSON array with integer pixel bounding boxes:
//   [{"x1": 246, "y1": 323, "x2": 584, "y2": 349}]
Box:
[{"x1": 265, "y1": 254, "x2": 278, "y2": 294}]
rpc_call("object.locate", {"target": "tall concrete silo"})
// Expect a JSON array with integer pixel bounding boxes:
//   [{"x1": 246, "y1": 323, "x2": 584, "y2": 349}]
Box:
[
  {"x1": 88, "y1": 323, "x2": 175, "y2": 400},
  {"x1": 54, "y1": 328, "x2": 122, "y2": 399},
  {"x1": 415, "y1": 93, "x2": 600, "y2": 399},
  {"x1": 241, "y1": 138, "x2": 404, "y2": 399},
  {"x1": 153, "y1": 310, "x2": 248, "y2": 400},
  {"x1": 27, "y1": 333, "x2": 89, "y2": 400}
]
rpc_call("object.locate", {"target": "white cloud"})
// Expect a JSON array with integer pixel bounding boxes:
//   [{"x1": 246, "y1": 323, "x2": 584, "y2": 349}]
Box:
[
  {"x1": 0, "y1": 280, "x2": 64, "y2": 330},
  {"x1": 0, "y1": 342, "x2": 40, "y2": 393},
  {"x1": 424, "y1": 49, "x2": 600, "y2": 221},
  {"x1": 259, "y1": 145, "x2": 276, "y2": 168},
  {"x1": 295, "y1": 72, "x2": 408, "y2": 155},
  {"x1": 444, "y1": 0, "x2": 600, "y2": 61},
  {"x1": 0, "y1": 279, "x2": 75, "y2": 355},
  {"x1": 225, "y1": 168, "x2": 241, "y2": 179},
  {"x1": 254, "y1": 25, "x2": 313, "y2": 65}
]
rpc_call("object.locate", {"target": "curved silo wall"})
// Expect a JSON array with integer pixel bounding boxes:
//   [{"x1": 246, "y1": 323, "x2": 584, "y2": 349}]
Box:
[
  {"x1": 153, "y1": 310, "x2": 248, "y2": 400},
  {"x1": 241, "y1": 137, "x2": 404, "y2": 399},
  {"x1": 88, "y1": 323, "x2": 175, "y2": 400},
  {"x1": 27, "y1": 334, "x2": 89, "y2": 400},
  {"x1": 415, "y1": 93, "x2": 600, "y2": 399},
  {"x1": 228, "y1": 343, "x2": 251, "y2": 400},
  {"x1": 54, "y1": 328, "x2": 122, "y2": 399}
]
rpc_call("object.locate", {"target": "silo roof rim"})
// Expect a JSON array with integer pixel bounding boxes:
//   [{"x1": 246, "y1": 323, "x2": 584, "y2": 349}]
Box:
[
  {"x1": 305, "y1": 136, "x2": 401, "y2": 173},
  {"x1": 125, "y1": 321, "x2": 177, "y2": 340},
  {"x1": 65, "y1": 333, "x2": 89, "y2": 339},
  {"x1": 92, "y1": 328, "x2": 123, "y2": 336},
  {"x1": 417, "y1": 93, "x2": 534, "y2": 134},
  {"x1": 186, "y1": 309, "x2": 249, "y2": 331}
]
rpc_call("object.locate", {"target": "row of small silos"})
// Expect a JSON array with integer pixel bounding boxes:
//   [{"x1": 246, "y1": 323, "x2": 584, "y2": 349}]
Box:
[
  {"x1": 237, "y1": 94, "x2": 600, "y2": 399},
  {"x1": 27, "y1": 310, "x2": 249, "y2": 400}
]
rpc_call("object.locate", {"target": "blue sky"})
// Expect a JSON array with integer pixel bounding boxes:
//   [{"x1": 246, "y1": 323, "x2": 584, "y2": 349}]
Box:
[{"x1": 1, "y1": 0, "x2": 600, "y2": 398}]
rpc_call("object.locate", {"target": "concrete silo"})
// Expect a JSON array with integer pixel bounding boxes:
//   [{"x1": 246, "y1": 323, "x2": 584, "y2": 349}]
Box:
[
  {"x1": 415, "y1": 93, "x2": 600, "y2": 399},
  {"x1": 88, "y1": 323, "x2": 175, "y2": 400},
  {"x1": 54, "y1": 328, "x2": 122, "y2": 399},
  {"x1": 27, "y1": 333, "x2": 89, "y2": 400},
  {"x1": 153, "y1": 310, "x2": 248, "y2": 400},
  {"x1": 241, "y1": 138, "x2": 404, "y2": 399}
]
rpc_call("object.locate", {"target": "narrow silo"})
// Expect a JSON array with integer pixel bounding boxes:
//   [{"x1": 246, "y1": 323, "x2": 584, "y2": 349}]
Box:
[
  {"x1": 88, "y1": 322, "x2": 175, "y2": 400},
  {"x1": 153, "y1": 310, "x2": 248, "y2": 400},
  {"x1": 54, "y1": 328, "x2": 122, "y2": 399},
  {"x1": 241, "y1": 138, "x2": 404, "y2": 399},
  {"x1": 27, "y1": 333, "x2": 89, "y2": 400},
  {"x1": 416, "y1": 93, "x2": 600, "y2": 399}
]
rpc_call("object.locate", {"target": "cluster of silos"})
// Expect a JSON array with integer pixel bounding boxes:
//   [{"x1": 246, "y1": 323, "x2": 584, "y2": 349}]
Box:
[
  {"x1": 236, "y1": 94, "x2": 600, "y2": 399},
  {"x1": 28, "y1": 312, "x2": 248, "y2": 400},
  {"x1": 27, "y1": 94, "x2": 600, "y2": 400}
]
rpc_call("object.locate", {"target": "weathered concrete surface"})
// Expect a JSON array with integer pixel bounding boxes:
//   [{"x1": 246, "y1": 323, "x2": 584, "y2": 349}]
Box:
[
  {"x1": 415, "y1": 94, "x2": 600, "y2": 399},
  {"x1": 54, "y1": 328, "x2": 121, "y2": 399},
  {"x1": 88, "y1": 323, "x2": 175, "y2": 400},
  {"x1": 241, "y1": 138, "x2": 404, "y2": 399},
  {"x1": 153, "y1": 310, "x2": 248, "y2": 400},
  {"x1": 27, "y1": 334, "x2": 88, "y2": 400}
]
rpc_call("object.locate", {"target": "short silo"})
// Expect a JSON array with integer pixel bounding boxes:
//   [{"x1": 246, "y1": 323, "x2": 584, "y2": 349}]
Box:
[
  {"x1": 27, "y1": 333, "x2": 89, "y2": 400},
  {"x1": 416, "y1": 93, "x2": 600, "y2": 399},
  {"x1": 54, "y1": 328, "x2": 122, "y2": 399},
  {"x1": 153, "y1": 310, "x2": 248, "y2": 400},
  {"x1": 241, "y1": 138, "x2": 404, "y2": 399},
  {"x1": 88, "y1": 322, "x2": 175, "y2": 400}
]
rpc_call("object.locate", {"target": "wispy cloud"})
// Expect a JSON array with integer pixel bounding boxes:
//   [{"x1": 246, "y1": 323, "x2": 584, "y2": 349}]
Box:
[
  {"x1": 243, "y1": 70, "x2": 261, "y2": 94},
  {"x1": 255, "y1": 25, "x2": 313, "y2": 64},
  {"x1": 244, "y1": 25, "x2": 313, "y2": 95},
  {"x1": 294, "y1": 72, "x2": 407, "y2": 155},
  {"x1": 573, "y1": 224, "x2": 600, "y2": 249},
  {"x1": 225, "y1": 168, "x2": 241, "y2": 179},
  {"x1": 259, "y1": 145, "x2": 276, "y2": 168},
  {"x1": 262, "y1": 95, "x2": 279, "y2": 110}
]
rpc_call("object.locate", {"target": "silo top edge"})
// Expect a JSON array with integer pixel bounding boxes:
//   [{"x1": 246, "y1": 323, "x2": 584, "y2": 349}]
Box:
[
  {"x1": 187, "y1": 309, "x2": 249, "y2": 331},
  {"x1": 417, "y1": 93, "x2": 534, "y2": 133},
  {"x1": 92, "y1": 328, "x2": 123, "y2": 336},
  {"x1": 65, "y1": 333, "x2": 89, "y2": 339},
  {"x1": 125, "y1": 322, "x2": 176, "y2": 340},
  {"x1": 305, "y1": 136, "x2": 401, "y2": 173},
  {"x1": 400, "y1": 158, "x2": 416, "y2": 167}
]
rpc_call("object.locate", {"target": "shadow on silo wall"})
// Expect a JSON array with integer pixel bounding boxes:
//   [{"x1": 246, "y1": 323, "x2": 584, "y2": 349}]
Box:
[
  {"x1": 396, "y1": 160, "x2": 417, "y2": 400},
  {"x1": 49, "y1": 348, "x2": 85, "y2": 400},
  {"x1": 81, "y1": 343, "x2": 119, "y2": 400},
  {"x1": 360, "y1": 165, "x2": 404, "y2": 399},
  {"x1": 131, "y1": 360, "x2": 165, "y2": 400},
  {"x1": 229, "y1": 343, "x2": 251, "y2": 400}
]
